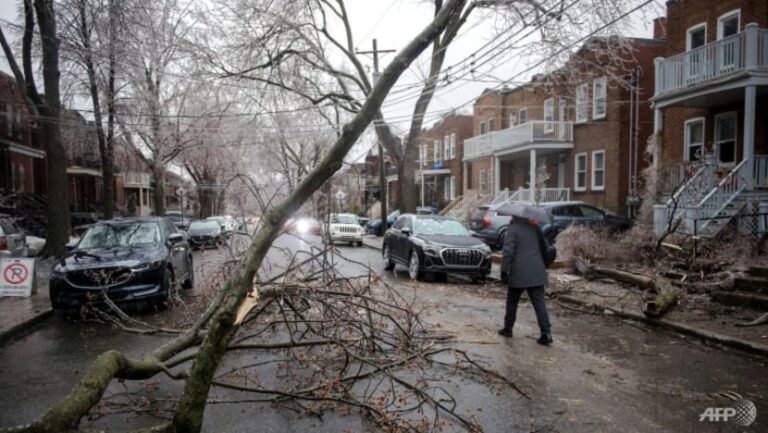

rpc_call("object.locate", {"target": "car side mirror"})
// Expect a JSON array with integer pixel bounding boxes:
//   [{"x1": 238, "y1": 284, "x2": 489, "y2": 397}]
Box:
[
  {"x1": 168, "y1": 233, "x2": 184, "y2": 245},
  {"x1": 401, "y1": 227, "x2": 411, "y2": 236},
  {"x1": 65, "y1": 242, "x2": 77, "y2": 253}
]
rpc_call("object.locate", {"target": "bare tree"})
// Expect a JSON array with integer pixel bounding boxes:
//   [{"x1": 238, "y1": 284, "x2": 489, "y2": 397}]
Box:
[
  {"x1": 0, "y1": 3, "x2": 476, "y2": 432},
  {"x1": 0, "y1": 0, "x2": 70, "y2": 256}
]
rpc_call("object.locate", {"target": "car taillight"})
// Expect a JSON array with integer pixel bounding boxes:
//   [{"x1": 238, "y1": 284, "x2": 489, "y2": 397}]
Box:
[
  {"x1": 482, "y1": 213, "x2": 491, "y2": 228},
  {"x1": 0, "y1": 237, "x2": 6, "y2": 250}
]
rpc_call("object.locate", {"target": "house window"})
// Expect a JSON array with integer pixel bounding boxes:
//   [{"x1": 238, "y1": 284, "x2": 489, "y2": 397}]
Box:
[
  {"x1": 593, "y1": 77, "x2": 607, "y2": 120},
  {"x1": 509, "y1": 112, "x2": 517, "y2": 128},
  {"x1": 575, "y1": 153, "x2": 587, "y2": 191},
  {"x1": 544, "y1": 98, "x2": 554, "y2": 131},
  {"x1": 450, "y1": 133, "x2": 456, "y2": 159},
  {"x1": 433, "y1": 139, "x2": 440, "y2": 163},
  {"x1": 591, "y1": 150, "x2": 605, "y2": 191},
  {"x1": 558, "y1": 97, "x2": 566, "y2": 121},
  {"x1": 519, "y1": 108, "x2": 527, "y2": 125},
  {"x1": 479, "y1": 169, "x2": 487, "y2": 193},
  {"x1": 715, "y1": 112, "x2": 737, "y2": 165},
  {"x1": 687, "y1": 23, "x2": 706, "y2": 50},
  {"x1": 717, "y1": 10, "x2": 740, "y2": 39},
  {"x1": 419, "y1": 144, "x2": 427, "y2": 166},
  {"x1": 684, "y1": 117, "x2": 705, "y2": 161},
  {"x1": 444, "y1": 178, "x2": 450, "y2": 200},
  {"x1": 449, "y1": 176, "x2": 456, "y2": 200},
  {"x1": 576, "y1": 84, "x2": 588, "y2": 123},
  {"x1": 5, "y1": 103, "x2": 12, "y2": 136},
  {"x1": 479, "y1": 121, "x2": 486, "y2": 135},
  {"x1": 488, "y1": 117, "x2": 495, "y2": 132},
  {"x1": 444, "y1": 135, "x2": 450, "y2": 160}
]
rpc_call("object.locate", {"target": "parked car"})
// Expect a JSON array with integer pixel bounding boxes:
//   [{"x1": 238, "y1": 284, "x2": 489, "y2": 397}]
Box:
[
  {"x1": 0, "y1": 217, "x2": 28, "y2": 257},
  {"x1": 357, "y1": 216, "x2": 371, "y2": 228},
  {"x1": 188, "y1": 220, "x2": 228, "y2": 249},
  {"x1": 367, "y1": 210, "x2": 400, "y2": 235},
  {"x1": 49, "y1": 217, "x2": 194, "y2": 312},
  {"x1": 382, "y1": 214, "x2": 491, "y2": 282},
  {"x1": 206, "y1": 216, "x2": 236, "y2": 234},
  {"x1": 416, "y1": 206, "x2": 438, "y2": 215},
  {"x1": 326, "y1": 213, "x2": 365, "y2": 246},
  {"x1": 165, "y1": 211, "x2": 192, "y2": 230},
  {"x1": 469, "y1": 201, "x2": 632, "y2": 248}
]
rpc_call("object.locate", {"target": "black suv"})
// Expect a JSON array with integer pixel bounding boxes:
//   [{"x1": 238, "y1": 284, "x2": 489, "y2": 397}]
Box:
[
  {"x1": 469, "y1": 201, "x2": 632, "y2": 247},
  {"x1": 382, "y1": 214, "x2": 492, "y2": 282}
]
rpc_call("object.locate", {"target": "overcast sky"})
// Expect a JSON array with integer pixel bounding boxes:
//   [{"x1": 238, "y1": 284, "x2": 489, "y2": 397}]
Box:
[{"x1": 0, "y1": 0, "x2": 661, "y2": 158}]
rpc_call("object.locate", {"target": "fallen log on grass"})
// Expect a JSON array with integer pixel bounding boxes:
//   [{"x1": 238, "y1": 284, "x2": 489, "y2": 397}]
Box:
[{"x1": 573, "y1": 258, "x2": 680, "y2": 317}]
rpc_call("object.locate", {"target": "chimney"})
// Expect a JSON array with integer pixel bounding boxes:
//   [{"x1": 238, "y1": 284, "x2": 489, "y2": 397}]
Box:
[{"x1": 653, "y1": 17, "x2": 667, "y2": 40}]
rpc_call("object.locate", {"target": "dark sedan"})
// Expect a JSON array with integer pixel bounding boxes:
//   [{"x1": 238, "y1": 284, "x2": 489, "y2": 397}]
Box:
[
  {"x1": 470, "y1": 201, "x2": 632, "y2": 247},
  {"x1": 49, "y1": 217, "x2": 194, "y2": 312},
  {"x1": 187, "y1": 220, "x2": 227, "y2": 249},
  {"x1": 383, "y1": 214, "x2": 491, "y2": 282}
]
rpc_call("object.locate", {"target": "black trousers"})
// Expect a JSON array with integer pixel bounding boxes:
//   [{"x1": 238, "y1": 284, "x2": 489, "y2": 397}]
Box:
[{"x1": 504, "y1": 285, "x2": 551, "y2": 334}]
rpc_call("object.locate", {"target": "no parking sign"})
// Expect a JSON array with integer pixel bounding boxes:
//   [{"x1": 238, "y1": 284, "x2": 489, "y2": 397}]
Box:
[{"x1": 0, "y1": 259, "x2": 35, "y2": 297}]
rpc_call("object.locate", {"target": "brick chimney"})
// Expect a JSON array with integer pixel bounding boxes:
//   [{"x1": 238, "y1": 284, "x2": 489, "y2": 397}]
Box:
[{"x1": 653, "y1": 17, "x2": 667, "y2": 40}]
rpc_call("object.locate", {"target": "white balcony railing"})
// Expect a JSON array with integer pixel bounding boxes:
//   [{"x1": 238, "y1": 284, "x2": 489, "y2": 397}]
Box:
[
  {"x1": 463, "y1": 121, "x2": 573, "y2": 161},
  {"x1": 493, "y1": 187, "x2": 570, "y2": 204},
  {"x1": 656, "y1": 24, "x2": 768, "y2": 97},
  {"x1": 124, "y1": 171, "x2": 151, "y2": 187}
]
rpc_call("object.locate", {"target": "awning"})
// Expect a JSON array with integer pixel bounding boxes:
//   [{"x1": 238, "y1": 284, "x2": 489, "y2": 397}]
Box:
[
  {"x1": 418, "y1": 169, "x2": 451, "y2": 176},
  {"x1": 4, "y1": 142, "x2": 46, "y2": 159}
]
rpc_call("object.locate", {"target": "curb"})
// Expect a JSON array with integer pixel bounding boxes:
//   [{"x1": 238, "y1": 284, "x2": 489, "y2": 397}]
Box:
[
  {"x1": 0, "y1": 308, "x2": 53, "y2": 345},
  {"x1": 557, "y1": 295, "x2": 768, "y2": 359}
]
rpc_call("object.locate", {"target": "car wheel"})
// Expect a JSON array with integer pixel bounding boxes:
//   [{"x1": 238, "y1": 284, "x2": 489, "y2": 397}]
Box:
[
  {"x1": 356, "y1": 241, "x2": 363, "y2": 247},
  {"x1": 383, "y1": 244, "x2": 395, "y2": 271},
  {"x1": 162, "y1": 267, "x2": 176, "y2": 305},
  {"x1": 408, "y1": 251, "x2": 423, "y2": 281},
  {"x1": 182, "y1": 255, "x2": 194, "y2": 290},
  {"x1": 498, "y1": 230, "x2": 506, "y2": 248}
]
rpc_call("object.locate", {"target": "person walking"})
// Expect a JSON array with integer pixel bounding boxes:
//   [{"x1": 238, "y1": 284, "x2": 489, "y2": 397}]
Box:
[{"x1": 499, "y1": 216, "x2": 553, "y2": 345}]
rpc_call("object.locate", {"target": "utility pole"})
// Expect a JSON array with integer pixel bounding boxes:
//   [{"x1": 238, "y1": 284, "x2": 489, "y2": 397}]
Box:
[{"x1": 357, "y1": 39, "x2": 396, "y2": 237}]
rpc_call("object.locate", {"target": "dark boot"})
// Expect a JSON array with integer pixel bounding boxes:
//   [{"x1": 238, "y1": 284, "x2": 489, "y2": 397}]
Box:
[
  {"x1": 537, "y1": 333, "x2": 553, "y2": 345},
  {"x1": 497, "y1": 328, "x2": 513, "y2": 337}
]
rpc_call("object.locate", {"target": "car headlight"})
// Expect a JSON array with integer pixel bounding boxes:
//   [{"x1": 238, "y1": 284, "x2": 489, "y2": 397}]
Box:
[
  {"x1": 424, "y1": 246, "x2": 441, "y2": 257},
  {"x1": 131, "y1": 259, "x2": 164, "y2": 272},
  {"x1": 297, "y1": 221, "x2": 310, "y2": 234},
  {"x1": 480, "y1": 245, "x2": 492, "y2": 257},
  {"x1": 52, "y1": 266, "x2": 67, "y2": 278}
]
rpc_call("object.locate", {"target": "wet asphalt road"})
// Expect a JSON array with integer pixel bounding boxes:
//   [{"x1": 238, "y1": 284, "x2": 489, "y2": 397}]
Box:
[{"x1": 0, "y1": 233, "x2": 766, "y2": 432}]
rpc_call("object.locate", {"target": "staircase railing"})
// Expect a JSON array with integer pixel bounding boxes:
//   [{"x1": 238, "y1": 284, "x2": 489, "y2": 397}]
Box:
[
  {"x1": 439, "y1": 195, "x2": 464, "y2": 216},
  {"x1": 665, "y1": 162, "x2": 711, "y2": 226},
  {"x1": 691, "y1": 159, "x2": 749, "y2": 232}
]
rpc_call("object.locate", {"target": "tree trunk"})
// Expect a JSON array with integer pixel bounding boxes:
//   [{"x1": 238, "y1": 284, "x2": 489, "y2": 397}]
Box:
[
  {"x1": 153, "y1": 163, "x2": 166, "y2": 216},
  {"x1": 78, "y1": 0, "x2": 114, "y2": 220},
  {"x1": 36, "y1": 0, "x2": 71, "y2": 256}
]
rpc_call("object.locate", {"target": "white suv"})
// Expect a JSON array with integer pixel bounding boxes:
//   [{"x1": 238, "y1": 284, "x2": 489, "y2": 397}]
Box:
[{"x1": 327, "y1": 213, "x2": 364, "y2": 246}]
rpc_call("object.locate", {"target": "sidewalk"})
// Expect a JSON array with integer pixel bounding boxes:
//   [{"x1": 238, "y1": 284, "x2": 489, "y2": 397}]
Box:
[{"x1": 0, "y1": 258, "x2": 54, "y2": 343}]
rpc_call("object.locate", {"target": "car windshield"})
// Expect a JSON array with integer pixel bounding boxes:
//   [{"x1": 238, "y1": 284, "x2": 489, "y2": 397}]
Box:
[
  {"x1": 189, "y1": 221, "x2": 219, "y2": 232},
  {"x1": 332, "y1": 215, "x2": 357, "y2": 224},
  {"x1": 414, "y1": 218, "x2": 470, "y2": 236},
  {"x1": 78, "y1": 222, "x2": 160, "y2": 249}
]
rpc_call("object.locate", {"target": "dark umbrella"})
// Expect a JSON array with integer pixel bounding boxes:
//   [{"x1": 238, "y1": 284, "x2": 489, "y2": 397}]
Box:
[{"x1": 495, "y1": 202, "x2": 551, "y2": 225}]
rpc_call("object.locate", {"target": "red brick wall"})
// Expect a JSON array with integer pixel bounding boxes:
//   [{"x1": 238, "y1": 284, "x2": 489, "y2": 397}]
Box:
[
  {"x1": 421, "y1": 114, "x2": 473, "y2": 204},
  {"x1": 665, "y1": 0, "x2": 768, "y2": 57}
]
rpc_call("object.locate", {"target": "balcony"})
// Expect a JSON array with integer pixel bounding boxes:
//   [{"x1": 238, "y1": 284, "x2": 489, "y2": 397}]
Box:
[
  {"x1": 124, "y1": 171, "x2": 151, "y2": 188},
  {"x1": 463, "y1": 121, "x2": 573, "y2": 161},
  {"x1": 655, "y1": 24, "x2": 768, "y2": 102}
]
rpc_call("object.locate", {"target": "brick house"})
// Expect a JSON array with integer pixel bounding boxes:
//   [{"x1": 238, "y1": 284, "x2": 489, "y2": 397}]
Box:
[
  {"x1": 651, "y1": 0, "x2": 768, "y2": 236},
  {"x1": 417, "y1": 113, "x2": 473, "y2": 208},
  {"x1": 462, "y1": 35, "x2": 664, "y2": 217},
  {"x1": 0, "y1": 72, "x2": 46, "y2": 196}
]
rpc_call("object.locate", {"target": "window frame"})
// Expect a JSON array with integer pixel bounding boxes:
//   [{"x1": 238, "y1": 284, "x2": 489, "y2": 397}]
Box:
[
  {"x1": 450, "y1": 133, "x2": 456, "y2": 159},
  {"x1": 575, "y1": 84, "x2": 589, "y2": 123},
  {"x1": 592, "y1": 77, "x2": 607, "y2": 120},
  {"x1": 443, "y1": 135, "x2": 450, "y2": 160},
  {"x1": 591, "y1": 150, "x2": 605, "y2": 191},
  {"x1": 449, "y1": 176, "x2": 456, "y2": 200},
  {"x1": 479, "y1": 169, "x2": 487, "y2": 193},
  {"x1": 684, "y1": 117, "x2": 706, "y2": 162},
  {"x1": 714, "y1": 111, "x2": 738, "y2": 166},
  {"x1": 433, "y1": 139, "x2": 440, "y2": 163},
  {"x1": 488, "y1": 117, "x2": 495, "y2": 132},
  {"x1": 479, "y1": 121, "x2": 486, "y2": 135},
  {"x1": 574, "y1": 152, "x2": 587, "y2": 192},
  {"x1": 544, "y1": 98, "x2": 554, "y2": 132},
  {"x1": 686, "y1": 23, "x2": 707, "y2": 51},
  {"x1": 717, "y1": 9, "x2": 740, "y2": 40},
  {"x1": 509, "y1": 112, "x2": 517, "y2": 128},
  {"x1": 518, "y1": 108, "x2": 528, "y2": 125}
]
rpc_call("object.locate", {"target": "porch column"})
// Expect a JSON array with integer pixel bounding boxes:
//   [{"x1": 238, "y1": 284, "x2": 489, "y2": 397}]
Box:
[
  {"x1": 529, "y1": 149, "x2": 537, "y2": 195},
  {"x1": 744, "y1": 85, "x2": 756, "y2": 190},
  {"x1": 462, "y1": 162, "x2": 468, "y2": 194},
  {"x1": 493, "y1": 156, "x2": 500, "y2": 195}
]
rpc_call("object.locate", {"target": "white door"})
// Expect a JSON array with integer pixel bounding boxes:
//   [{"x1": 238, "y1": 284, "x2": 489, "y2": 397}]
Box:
[{"x1": 557, "y1": 157, "x2": 566, "y2": 188}]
